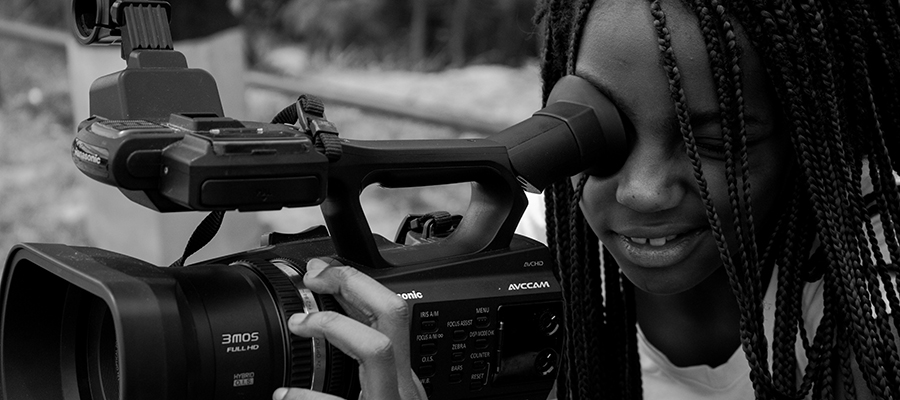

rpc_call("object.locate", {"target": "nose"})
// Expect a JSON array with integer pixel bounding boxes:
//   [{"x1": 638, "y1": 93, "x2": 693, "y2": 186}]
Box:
[{"x1": 614, "y1": 138, "x2": 687, "y2": 213}]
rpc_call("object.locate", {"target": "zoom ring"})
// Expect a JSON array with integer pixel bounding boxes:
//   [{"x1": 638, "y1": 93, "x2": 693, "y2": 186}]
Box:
[
  {"x1": 318, "y1": 293, "x2": 351, "y2": 395},
  {"x1": 277, "y1": 257, "x2": 358, "y2": 397},
  {"x1": 235, "y1": 259, "x2": 315, "y2": 389}
]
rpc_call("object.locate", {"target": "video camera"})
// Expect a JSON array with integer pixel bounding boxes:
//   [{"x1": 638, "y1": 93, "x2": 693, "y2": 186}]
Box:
[{"x1": 0, "y1": 1, "x2": 631, "y2": 399}]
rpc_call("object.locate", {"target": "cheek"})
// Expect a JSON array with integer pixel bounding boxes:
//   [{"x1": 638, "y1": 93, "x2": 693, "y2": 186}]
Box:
[
  {"x1": 750, "y1": 144, "x2": 794, "y2": 230},
  {"x1": 572, "y1": 175, "x2": 613, "y2": 228},
  {"x1": 704, "y1": 141, "x2": 794, "y2": 242},
  {"x1": 570, "y1": 175, "x2": 603, "y2": 220}
]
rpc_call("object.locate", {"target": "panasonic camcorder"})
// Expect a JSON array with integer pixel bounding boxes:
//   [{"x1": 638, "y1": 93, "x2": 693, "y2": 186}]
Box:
[{"x1": 0, "y1": 1, "x2": 631, "y2": 399}]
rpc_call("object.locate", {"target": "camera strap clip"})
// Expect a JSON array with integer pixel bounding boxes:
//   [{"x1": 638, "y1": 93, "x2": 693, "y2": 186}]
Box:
[
  {"x1": 394, "y1": 211, "x2": 462, "y2": 245},
  {"x1": 271, "y1": 94, "x2": 342, "y2": 161}
]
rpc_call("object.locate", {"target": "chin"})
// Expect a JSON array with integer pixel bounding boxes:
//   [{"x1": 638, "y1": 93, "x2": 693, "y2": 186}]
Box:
[{"x1": 617, "y1": 261, "x2": 717, "y2": 296}]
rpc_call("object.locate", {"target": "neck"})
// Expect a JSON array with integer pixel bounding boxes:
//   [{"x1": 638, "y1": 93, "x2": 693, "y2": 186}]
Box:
[{"x1": 634, "y1": 266, "x2": 743, "y2": 367}]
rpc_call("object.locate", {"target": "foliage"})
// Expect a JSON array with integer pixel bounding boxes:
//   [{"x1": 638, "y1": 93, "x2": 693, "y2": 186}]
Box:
[
  {"x1": 245, "y1": 0, "x2": 540, "y2": 69},
  {"x1": 0, "y1": 39, "x2": 92, "y2": 253},
  {"x1": 0, "y1": 0, "x2": 67, "y2": 29},
  {"x1": 0, "y1": 0, "x2": 541, "y2": 69}
]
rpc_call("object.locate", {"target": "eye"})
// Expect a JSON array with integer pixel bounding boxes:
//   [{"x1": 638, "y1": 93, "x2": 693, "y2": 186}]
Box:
[
  {"x1": 694, "y1": 137, "x2": 729, "y2": 160},
  {"x1": 689, "y1": 108, "x2": 782, "y2": 159},
  {"x1": 693, "y1": 128, "x2": 778, "y2": 161}
]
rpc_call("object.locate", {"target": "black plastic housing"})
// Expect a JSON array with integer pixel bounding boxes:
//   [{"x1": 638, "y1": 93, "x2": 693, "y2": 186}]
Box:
[{"x1": 2, "y1": 232, "x2": 562, "y2": 400}]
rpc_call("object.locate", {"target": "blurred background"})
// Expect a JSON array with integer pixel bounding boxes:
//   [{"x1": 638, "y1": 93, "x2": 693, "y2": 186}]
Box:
[{"x1": 0, "y1": 0, "x2": 544, "y2": 266}]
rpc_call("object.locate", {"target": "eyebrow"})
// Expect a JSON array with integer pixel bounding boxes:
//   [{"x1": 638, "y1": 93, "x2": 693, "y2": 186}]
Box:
[
  {"x1": 573, "y1": 72, "x2": 768, "y2": 135},
  {"x1": 690, "y1": 110, "x2": 766, "y2": 129}
]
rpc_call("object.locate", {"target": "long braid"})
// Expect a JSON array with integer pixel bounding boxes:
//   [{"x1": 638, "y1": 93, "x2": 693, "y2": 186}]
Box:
[
  {"x1": 835, "y1": 3, "x2": 896, "y2": 396},
  {"x1": 708, "y1": 0, "x2": 900, "y2": 398},
  {"x1": 860, "y1": 158, "x2": 900, "y2": 396},
  {"x1": 537, "y1": 5, "x2": 577, "y2": 396},
  {"x1": 534, "y1": 0, "x2": 900, "y2": 398},
  {"x1": 536, "y1": 0, "x2": 646, "y2": 397},
  {"x1": 771, "y1": 179, "x2": 810, "y2": 396},
  {"x1": 649, "y1": 2, "x2": 781, "y2": 398},
  {"x1": 747, "y1": 1, "x2": 858, "y2": 398},
  {"x1": 774, "y1": 2, "x2": 850, "y2": 398}
]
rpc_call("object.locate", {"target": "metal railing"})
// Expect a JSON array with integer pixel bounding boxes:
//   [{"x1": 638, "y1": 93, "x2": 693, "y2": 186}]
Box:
[{"x1": 0, "y1": 18, "x2": 508, "y2": 135}]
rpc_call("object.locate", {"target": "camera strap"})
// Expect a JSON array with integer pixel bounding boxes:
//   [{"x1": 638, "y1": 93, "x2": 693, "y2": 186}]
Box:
[
  {"x1": 271, "y1": 95, "x2": 342, "y2": 161},
  {"x1": 168, "y1": 210, "x2": 225, "y2": 267}
]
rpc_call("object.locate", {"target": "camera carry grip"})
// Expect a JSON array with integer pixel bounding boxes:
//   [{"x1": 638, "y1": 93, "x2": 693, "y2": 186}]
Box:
[
  {"x1": 322, "y1": 74, "x2": 630, "y2": 270},
  {"x1": 323, "y1": 139, "x2": 526, "y2": 270}
]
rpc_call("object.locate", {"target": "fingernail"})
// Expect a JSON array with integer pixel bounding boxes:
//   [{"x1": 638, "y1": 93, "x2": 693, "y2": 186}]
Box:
[
  {"x1": 273, "y1": 387, "x2": 288, "y2": 400},
  {"x1": 305, "y1": 258, "x2": 328, "y2": 279},
  {"x1": 288, "y1": 313, "x2": 308, "y2": 328}
]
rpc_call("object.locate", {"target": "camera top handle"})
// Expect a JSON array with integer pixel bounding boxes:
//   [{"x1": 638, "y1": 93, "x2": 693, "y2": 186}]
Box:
[
  {"x1": 72, "y1": 0, "x2": 173, "y2": 59},
  {"x1": 325, "y1": 75, "x2": 629, "y2": 270},
  {"x1": 323, "y1": 139, "x2": 527, "y2": 270}
]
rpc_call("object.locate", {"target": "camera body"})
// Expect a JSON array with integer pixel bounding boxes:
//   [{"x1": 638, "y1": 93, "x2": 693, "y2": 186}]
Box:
[
  {"x1": 2, "y1": 1, "x2": 632, "y2": 399},
  {"x1": 3, "y1": 227, "x2": 561, "y2": 400},
  {"x1": 73, "y1": 111, "x2": 329, "y2": 213}
]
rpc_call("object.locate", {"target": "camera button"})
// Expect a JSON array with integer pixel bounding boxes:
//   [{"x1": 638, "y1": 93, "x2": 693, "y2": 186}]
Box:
[
  {"x1": 420, "y1": 342, "x2": 437, "y2": 355},
  {"x1": 451, "y1": 351, "x2": 465, "y2": 363},
  {"x1": 453, "y1": 329, "x2": 467, "y2": 342},
  {"x1": 449, "y1": 372, "x2": 463, "y2": 384},
  {"x1": 420, "y1": 318, "x2": 438, "y2": 332},
  {"x1": 474, "y1": 338, "x2": 489, "y2": 349},
  {"x1": 418, "y1": 363, "x2": 436, "y2": 377},
  {"x1": 475, "y1": 316, "x2": 489, "y2": 328}
]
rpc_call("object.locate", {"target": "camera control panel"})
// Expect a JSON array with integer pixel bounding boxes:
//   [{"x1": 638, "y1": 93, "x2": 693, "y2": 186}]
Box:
[{"x1": 411, "y1": 299, "x2": 562, "y2": 400}]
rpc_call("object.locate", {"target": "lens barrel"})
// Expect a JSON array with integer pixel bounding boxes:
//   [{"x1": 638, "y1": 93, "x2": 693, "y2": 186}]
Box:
[
  {"x1": 71, "y1": 0, "x2": 117, "y2": 45},
  {"x1": 1, "y1": 244, "x2": 357, "y2": 400},
  {"x1": 230, "y1": 258, "x2": 356, "y2": 395}
]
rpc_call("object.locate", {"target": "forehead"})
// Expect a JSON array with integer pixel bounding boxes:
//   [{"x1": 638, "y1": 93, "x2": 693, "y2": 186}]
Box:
[
  {"x1": 572, "y1": 0, "x2": 776, "y2": 133},
  {"x1": 574, "y1": 0, "x2": 716, "y2": 116}
]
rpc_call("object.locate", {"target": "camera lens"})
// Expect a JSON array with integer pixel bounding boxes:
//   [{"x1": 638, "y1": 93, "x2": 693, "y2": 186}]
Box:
[
  {"x1": 71, "y1": 296, "x2": 120, "y2": 400},
  {"x1": 93, "y1": 307, "x2": 120, "y2": 400},
  {"x1": 228, "y1": 258, "x2": 357, "y2": 395},
  {"x1": 71, "y1": 0, "x2": 100, "y2": 43},
  {"x1": 161, "y1": 257, "x2": 358, "y2": 399},
  {"x1": 1, "y1": 249, "x2": 358, "y2": 400}
]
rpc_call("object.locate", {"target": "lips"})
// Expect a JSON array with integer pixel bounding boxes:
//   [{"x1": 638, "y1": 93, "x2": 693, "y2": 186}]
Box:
[{"x1": 613, "y1": 227, "x2": 707, "y2": 268}]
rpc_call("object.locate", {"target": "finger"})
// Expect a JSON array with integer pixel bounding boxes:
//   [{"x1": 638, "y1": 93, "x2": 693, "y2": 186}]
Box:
[
  {"x1": 273, "y1": 387, "x2": 343, "y2": 400},
  {"x1": 304, "y1": 259, "x2": 422, "y2": 399},
  {"x1": 289, "y1": 312, "x2": 401, "y2": 400},
  {"x1": 305, "y1": 258, "x2": 372, "y2": 323},
  {"x1": 304, "y1": 258, "x2": 409, "y2": 336}
]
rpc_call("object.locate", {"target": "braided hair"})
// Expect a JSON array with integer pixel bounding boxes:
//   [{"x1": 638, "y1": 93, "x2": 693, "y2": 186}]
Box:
[{"x1": 533, "y1": 0, "x2": 900, "y2": 398}]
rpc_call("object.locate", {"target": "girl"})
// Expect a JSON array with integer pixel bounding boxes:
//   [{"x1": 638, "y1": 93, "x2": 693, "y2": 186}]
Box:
[{"x1": 273, "y1": 0, "x2": 900, "y2": 398}]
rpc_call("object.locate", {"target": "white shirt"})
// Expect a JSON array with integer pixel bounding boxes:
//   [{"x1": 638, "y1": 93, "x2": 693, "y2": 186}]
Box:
[{"x1": 638, "y1": 264, "x2": 824, "y2": 399}]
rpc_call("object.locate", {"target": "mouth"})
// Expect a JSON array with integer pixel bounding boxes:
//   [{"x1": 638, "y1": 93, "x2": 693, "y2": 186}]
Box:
[
  {"x1": 613, "y1": 228, "x2": 707, "y2": 268},
  {"x1": 623, "y1": 234, "x2": 679, "y2": 246}
]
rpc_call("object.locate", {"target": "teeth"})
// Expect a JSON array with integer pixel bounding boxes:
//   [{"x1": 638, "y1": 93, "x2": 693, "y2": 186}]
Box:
[{"x1": 628, "y1": 235, "x2": 678, "y2": 246}]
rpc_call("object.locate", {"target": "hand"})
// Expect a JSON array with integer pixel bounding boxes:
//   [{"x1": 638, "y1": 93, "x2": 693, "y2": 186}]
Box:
[{"x1": 272, "y1": 257, "x2": 428, "y2": 400}]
